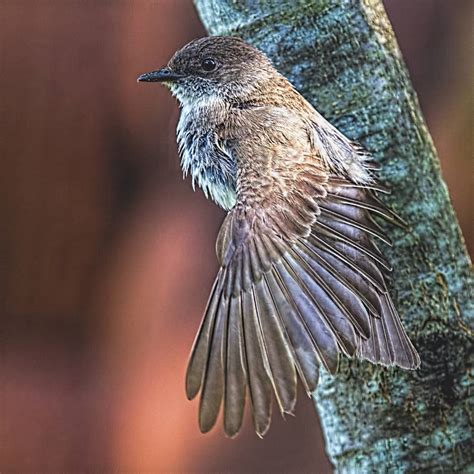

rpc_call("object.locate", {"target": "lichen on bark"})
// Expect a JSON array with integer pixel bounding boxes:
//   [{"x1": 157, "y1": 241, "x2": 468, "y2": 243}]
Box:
[{"x1": 193, "y1": 0, "x2": 473, "y2": 471}]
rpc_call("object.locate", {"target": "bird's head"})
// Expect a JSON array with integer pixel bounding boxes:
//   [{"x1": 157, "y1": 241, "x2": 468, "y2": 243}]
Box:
[{"x1": 137, "y1": 36, "x2": 277, "y2": 106}]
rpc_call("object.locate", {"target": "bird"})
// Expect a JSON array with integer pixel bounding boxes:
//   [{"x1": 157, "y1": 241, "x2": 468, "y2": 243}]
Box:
[{"x1": 137, "y1": 36, "x2": 420, "y2": 438}]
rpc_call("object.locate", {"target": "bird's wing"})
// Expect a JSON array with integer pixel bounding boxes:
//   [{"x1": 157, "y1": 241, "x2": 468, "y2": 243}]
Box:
[{"x1": 185, "y1": 107, "x2": 420, "y2": 437}]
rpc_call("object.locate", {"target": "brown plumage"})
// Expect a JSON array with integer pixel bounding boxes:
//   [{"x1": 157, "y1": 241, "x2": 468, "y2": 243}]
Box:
[{"x1": 138, "y1": 36, "x2": 420, "y2": 438}]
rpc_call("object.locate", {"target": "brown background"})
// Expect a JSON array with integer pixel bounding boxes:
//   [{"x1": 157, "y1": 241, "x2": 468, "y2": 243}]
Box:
[{"x1": 1, "y1": 0, "x2": 472, "y2": 472}]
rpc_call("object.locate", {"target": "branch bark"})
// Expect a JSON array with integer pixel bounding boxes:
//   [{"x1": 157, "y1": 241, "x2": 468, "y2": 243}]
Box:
[{"x1": 193, "y1": 0, "x2": 473, "y2": 471}]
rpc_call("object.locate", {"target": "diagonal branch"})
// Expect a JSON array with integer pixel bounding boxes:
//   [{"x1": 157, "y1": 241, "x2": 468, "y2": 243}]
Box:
[{"x1": 193, "y1": 0, "x2": 473, "y2": 471}]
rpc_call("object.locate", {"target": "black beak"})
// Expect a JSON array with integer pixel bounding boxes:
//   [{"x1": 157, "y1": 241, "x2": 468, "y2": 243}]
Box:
[{"x1": 137, "y1": 68, "x2": 184, "y2": 83}]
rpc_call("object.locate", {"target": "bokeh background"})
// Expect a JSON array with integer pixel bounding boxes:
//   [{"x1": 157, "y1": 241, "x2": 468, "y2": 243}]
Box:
[{"x1": 1, "y1": 0, "x2": 472, "y2": 472}]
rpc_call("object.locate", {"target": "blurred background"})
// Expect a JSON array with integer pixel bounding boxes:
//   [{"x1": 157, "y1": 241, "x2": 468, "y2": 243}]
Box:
[{"x1": 1, "y1": 0, "x2": 472, "y2": 472}]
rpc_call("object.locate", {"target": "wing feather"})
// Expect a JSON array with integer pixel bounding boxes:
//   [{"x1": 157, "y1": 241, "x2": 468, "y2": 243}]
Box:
[
  {"x1": 186, "y1": 106, "x2": 419, "y2": 437},
  {"x1": 254, "y1": 277, "x2": 297, "y2": 415},
  {"x1": 241, "y1": 290, "x2": 273, "y2": 437},
  {"x1": 186, "y1": 274, "x2": 223, "y2": 400},
  {"x1": 198, "y1": 291, "x2": 227, "y2": 433},
  {"x1": 224, "y1": 295, "x2": 246, "y2": 437},
  {"x1": 264, "y1": 271, "x2": 321, "y2": 394},
  {"x1": 273, "y1": 258, "x2": 339, "y2": 373}
]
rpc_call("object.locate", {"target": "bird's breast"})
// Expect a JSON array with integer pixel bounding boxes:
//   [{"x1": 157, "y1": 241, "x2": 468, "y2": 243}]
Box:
[{"x1": 177, "y1": 109, "x2": 237, "y2": 210}]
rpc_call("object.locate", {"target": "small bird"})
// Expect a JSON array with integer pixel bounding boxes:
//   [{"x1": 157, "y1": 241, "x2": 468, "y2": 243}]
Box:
[{"x1": 138, "y1": 36, "x2": 420, "y2": 438}]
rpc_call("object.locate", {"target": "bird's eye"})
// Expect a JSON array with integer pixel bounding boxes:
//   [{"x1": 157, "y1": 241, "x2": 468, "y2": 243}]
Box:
[{"x1": 201, "y1": 58, "x2": 217, "y2": 72}]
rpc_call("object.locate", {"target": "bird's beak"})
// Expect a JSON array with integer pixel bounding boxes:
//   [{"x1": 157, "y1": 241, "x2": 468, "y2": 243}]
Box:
[{"x1": 137, "y1": 68, "x2": 184, "y2": 83}]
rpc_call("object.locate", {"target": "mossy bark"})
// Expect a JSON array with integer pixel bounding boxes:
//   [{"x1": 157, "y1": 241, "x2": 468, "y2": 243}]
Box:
[{"x1": 193, "y1": 0, "x2": 473, "y2": 471}]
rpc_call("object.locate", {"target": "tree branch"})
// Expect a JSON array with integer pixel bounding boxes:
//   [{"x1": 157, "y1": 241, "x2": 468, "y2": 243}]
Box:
[{"x1": 193, "y1": 0, "x2": 473, "y2": 471}]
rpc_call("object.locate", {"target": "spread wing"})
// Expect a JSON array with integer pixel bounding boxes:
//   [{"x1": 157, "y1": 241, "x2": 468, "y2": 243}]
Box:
[{"x1": 185, "y1": 108, "x2": 420, "y2": 438}]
